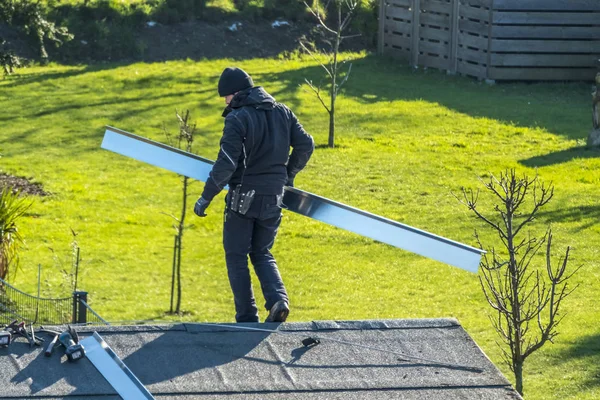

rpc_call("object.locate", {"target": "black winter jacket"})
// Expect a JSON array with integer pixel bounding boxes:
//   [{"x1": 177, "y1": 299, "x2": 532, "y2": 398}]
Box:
[{"x1": 201, "y1": 86, "x2": 314, "y2": 202}]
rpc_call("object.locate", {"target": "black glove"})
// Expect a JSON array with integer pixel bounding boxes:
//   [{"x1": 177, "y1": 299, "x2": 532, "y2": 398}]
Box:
[
  {"x1": 194, "y1": 197, "x2": 210, "y2": 217},
  {"x1": 286, "y1": 175, "x2": 295, "y2": 187}
]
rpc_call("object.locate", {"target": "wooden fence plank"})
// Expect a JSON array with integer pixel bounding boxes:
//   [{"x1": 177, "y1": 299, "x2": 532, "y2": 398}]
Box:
[
  {"x1": 460, "y1": 5, "x2": 490, "y2": 21},
  {"x1": 386, "y1": 0, "x2": 412, "y2": 8},
  {"x1": 385, "y1": 46, "x2": 412, "y2": 61},
  {"x1": 490, "y1": 54, "x2": 599, "y2": 67},
  {"x1": 385, "y1": 33, "x2": 413, "y2": 49},
  {"x1": 420, "y1": 26, "x2": 452, "y2": 42},
  {"x1": 421, "y1": 0, "x2": 452, "y2": 14},
  {"x1": 459, "y1": 19, "x2": 488, "y2": 36},
  {"x1": 458, "y1": 47, "x2": 488, "y2": 64},
  {"x1": 491, "y1": 39, "x2": 600, "y2": 53},
  {"x1": 491, "y1": 25, "x2": 600, "y2": 40},
  {"x1": 493, "y1": 11, "x2": 600, "y2": 25},
  {"x1": 387, "y1": 6, "x2": 413, "y2": 20},
  {"x1": 419, "y1": 53, "x2": 452, "y2": 70},
  {"x1": 488, "y1": 67, "x2": 597, "y2": 81},
  {"x1": 420, "y1": 40, "x2": 451, "y2": 55},
  {"x1": 461, "y1": 0, "x2": 492, "y2": 8},
  {"x1": 385, "y1": 19, "x2": 413, "y2": 35},
  {"x1": 494, "y1": 0, "x2": 600, "y2": 11},
  {"x1": 459, "y1": 33, "x2": 489, "y2": 49},
  {"x1": 457, "y1": 61, "x2": 487, "y2": 78},
  {"x1": 420, "y1": 12, "x2": 451, "y2": 28}
]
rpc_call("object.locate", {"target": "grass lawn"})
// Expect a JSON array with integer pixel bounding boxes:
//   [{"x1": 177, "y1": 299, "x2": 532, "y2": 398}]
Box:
[{"x1": 1, "y1": 54, "x2": 599, "y2": 399}]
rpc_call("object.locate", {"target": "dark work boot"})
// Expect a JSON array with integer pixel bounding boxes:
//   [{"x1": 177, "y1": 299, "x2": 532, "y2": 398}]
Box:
[{"x1": 265, "y1": 300, "x2": 289, "y2": 323}]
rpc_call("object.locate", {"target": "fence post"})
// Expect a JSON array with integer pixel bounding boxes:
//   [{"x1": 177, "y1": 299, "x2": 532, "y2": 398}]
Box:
[
  {"x1": 378, "y1": 0, "x2": 386, "y2": 55},
  {"x1": 449, "y1": 0, "x2": 460, "y2": 74},
  {"x1": 485, "y1": 0, "x2": 495, "y2": 81},
  {"x1": 72, "y1": 291, "x2": 88, "y2": 324},
  {"x1": 411, "y1": 0, "x2": 421, "y2": 68}
]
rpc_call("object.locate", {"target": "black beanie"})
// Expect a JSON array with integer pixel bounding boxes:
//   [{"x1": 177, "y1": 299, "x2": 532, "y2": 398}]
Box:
[{"x1": 218, "y1": 67, "x2": 254, "y2": 97}]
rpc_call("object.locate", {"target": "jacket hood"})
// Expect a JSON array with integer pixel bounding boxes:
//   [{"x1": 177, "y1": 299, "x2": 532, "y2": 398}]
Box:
[{"x1": 231, "y1": 86, "x2": 275, "y2": 110}]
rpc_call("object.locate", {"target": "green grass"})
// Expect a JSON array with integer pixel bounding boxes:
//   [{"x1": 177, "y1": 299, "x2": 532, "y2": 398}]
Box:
[{"x1": 1, "y1": 54, "x2": 599, "y2": 399}]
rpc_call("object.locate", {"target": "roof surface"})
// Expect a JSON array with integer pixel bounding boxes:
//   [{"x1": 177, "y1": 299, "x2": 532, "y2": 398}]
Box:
[{"x1": 0, "y1": 318, "x2": 521, "y2": 399}]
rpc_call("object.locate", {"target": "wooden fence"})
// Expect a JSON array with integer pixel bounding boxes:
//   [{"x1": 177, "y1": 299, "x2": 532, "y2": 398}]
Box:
[{"x1": 378, "y1": 0, "x2": 600, "y2": 81}]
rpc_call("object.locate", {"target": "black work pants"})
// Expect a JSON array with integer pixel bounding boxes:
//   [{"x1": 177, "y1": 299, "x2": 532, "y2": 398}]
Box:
[{"x1": 223, "y1": 194, "x2": 288, "y2": 322}]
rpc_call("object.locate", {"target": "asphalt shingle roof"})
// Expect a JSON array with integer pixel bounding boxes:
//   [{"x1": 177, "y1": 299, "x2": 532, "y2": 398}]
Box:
[{"x1": 0, "y1": 318, "x2": 521, "y2": 399}]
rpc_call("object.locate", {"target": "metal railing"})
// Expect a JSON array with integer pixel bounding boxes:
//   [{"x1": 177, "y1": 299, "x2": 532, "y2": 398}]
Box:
[{"x1": 0, "y1": 278, "x2": 108, "y2": 326}]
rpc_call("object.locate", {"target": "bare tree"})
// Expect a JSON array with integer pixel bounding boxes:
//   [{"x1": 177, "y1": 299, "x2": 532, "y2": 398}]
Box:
[
  {"x1": 301, "y1": 0, "x2": 359, "y2": 148},
  {"x1": 164, "y1": 110, "x2": 197, "y2": 314},
  {"x1": 457, "y1": 170, "x2": 581, "y2": 396}
]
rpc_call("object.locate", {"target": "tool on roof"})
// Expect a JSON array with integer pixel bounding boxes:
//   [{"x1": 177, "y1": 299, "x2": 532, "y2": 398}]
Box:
[
  {"x1": 44, "y1": 334, "x2": 60, "y2": 357},
  {"x1": 0, "y1": 330, "x2": 11, "y2": 347},
  {"x1": 59, "y1": 326, "x2": 85, "y2": 362},
  {"x1": 3, "y1": 320, "x2": 43, "y2": 347}
]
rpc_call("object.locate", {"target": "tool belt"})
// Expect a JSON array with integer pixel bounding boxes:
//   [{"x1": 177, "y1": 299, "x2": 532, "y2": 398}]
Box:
[{"x1": 228, "y1": 185, "x2": 255, "y2": 215}]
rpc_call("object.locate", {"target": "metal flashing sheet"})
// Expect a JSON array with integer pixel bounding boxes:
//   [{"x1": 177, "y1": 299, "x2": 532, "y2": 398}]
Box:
[
  {"x1": 101, "y1": 126, "x2": 483, "y2": 272},
  {"x1": 81, "y1": 332, "x2": 155, "y2": 400}
]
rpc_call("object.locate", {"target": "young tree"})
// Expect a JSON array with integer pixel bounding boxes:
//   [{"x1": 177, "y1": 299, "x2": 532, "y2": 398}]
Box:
[
  {"x1": 164, "y1": 110, "x2": 197, "y2": 314},
  {"x1": 301, "y1": 0, "x2": 359, "y2": 148},
  {"x1": 457, "y1": 170, "x2": 581, "y2": 396}
]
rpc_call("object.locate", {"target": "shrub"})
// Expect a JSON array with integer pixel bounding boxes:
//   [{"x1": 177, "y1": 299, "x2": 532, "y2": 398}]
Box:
[
  {"x1": 1, "y1": 0, "x2": 73, "y2": 62},
  {"x1": 0, "y1": 186, "x2": 31, "y2": 281},
  {"x1": 350, "y1": 0, "x2": 378, "y2": 47},
  {"x1": 0, "y1": 43, "x2": 21, "y2": 77}
]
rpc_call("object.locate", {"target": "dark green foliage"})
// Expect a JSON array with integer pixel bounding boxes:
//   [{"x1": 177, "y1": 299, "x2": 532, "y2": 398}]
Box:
[
  {"x1": 1, "y1": 0, "x2": 378, "y2": 63},
  {"x1": 262, "y1": 0, "x2": 311, "y2": 21},
  {"x1": 0, "y1": 0, "x2": 73, "y2": 62},
  {"x1": 155, "y1": 0, "x2": 207, "y2": 24},
  {"x1": 350, "y1": 0, "x2": 378, "y2": 47},
  {"x1": 233, "y1": 0, "x2": 312, "y2": 21},
  {"x1": 0, "y1": 40, "x2": 21, "y2": 76}
]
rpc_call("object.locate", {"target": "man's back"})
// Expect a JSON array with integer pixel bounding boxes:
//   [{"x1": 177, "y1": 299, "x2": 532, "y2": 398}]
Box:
[{"x1": 220, "y1": 86, "x2": 313, "y2": 194}]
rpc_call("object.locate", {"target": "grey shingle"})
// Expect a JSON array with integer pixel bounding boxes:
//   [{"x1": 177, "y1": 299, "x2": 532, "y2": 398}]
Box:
[{"x1": 0, "y1": 319, "x2": 521, "y2": 399}]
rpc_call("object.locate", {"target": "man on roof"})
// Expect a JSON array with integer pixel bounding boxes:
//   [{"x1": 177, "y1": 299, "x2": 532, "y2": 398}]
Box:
[{"x1": 194, "y1": 67, "x2": 314, "y2": 323}]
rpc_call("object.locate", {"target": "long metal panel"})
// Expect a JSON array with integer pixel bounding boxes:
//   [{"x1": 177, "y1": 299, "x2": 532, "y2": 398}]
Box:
[
  {"x1": 101, "y1": 126, "x2": 483, "y2": 272},
  {"x1": 81, "y1": 332, "x2": 155, "y2": 400}
]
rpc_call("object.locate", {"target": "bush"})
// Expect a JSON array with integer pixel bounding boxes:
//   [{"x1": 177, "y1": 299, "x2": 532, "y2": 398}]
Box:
[
  {"x1": 155, "y1": 0, "x2": 207, "y2": 24},
  {"x1": 1, "y1": 0, "x2": 73, "y2": 62},
  {"x1": 0, "y1": 44, "x2": 21, "y2": 76},
  {"x1": 263, "y1": 0, "x2": 310, "y2": 21},
  {"x1": 350, "y1": 0, "x2": 378, "y2": 48}
]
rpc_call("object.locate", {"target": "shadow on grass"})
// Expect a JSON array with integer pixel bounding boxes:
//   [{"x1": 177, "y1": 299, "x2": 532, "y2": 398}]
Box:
[
  {"x1": 2, "y1": 54, "x2": 591, "y2": 159},
  {"x1": 519, "y1": 146, "x2": 600, "y2": 167},
  {"x1": 0, "y1": 64, "x2": 111, "y2": 89},
  {"x1": 256, "y1": 54, "x2": 590, "y2": 144},
  {"x1": 537, "y1": 204, "x2": 600, "y2": 231},
  {"x1": 557, "y1": 333, "x2": 600, "y2": 390}
]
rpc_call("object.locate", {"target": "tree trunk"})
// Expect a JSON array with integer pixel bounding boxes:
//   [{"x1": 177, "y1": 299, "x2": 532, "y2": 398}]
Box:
[
  {"x1": 170, "y1": 235, "x2": 177, "y2": 313},
  {"x1": 37, "y1": 30, "x2": 48, "y2": 64},
  {"x1": 515, "y1": 359, "x2": 524, "y2": 395},
  {"x1": 175, "y1": 175, "x2": 189, "y2": 314},
  {"x1": 327, "y1": 5, "x2": 344, "y2": 148},
  {"x1": 328, "y1": 102, "x2": 335, "y2": 148}
]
